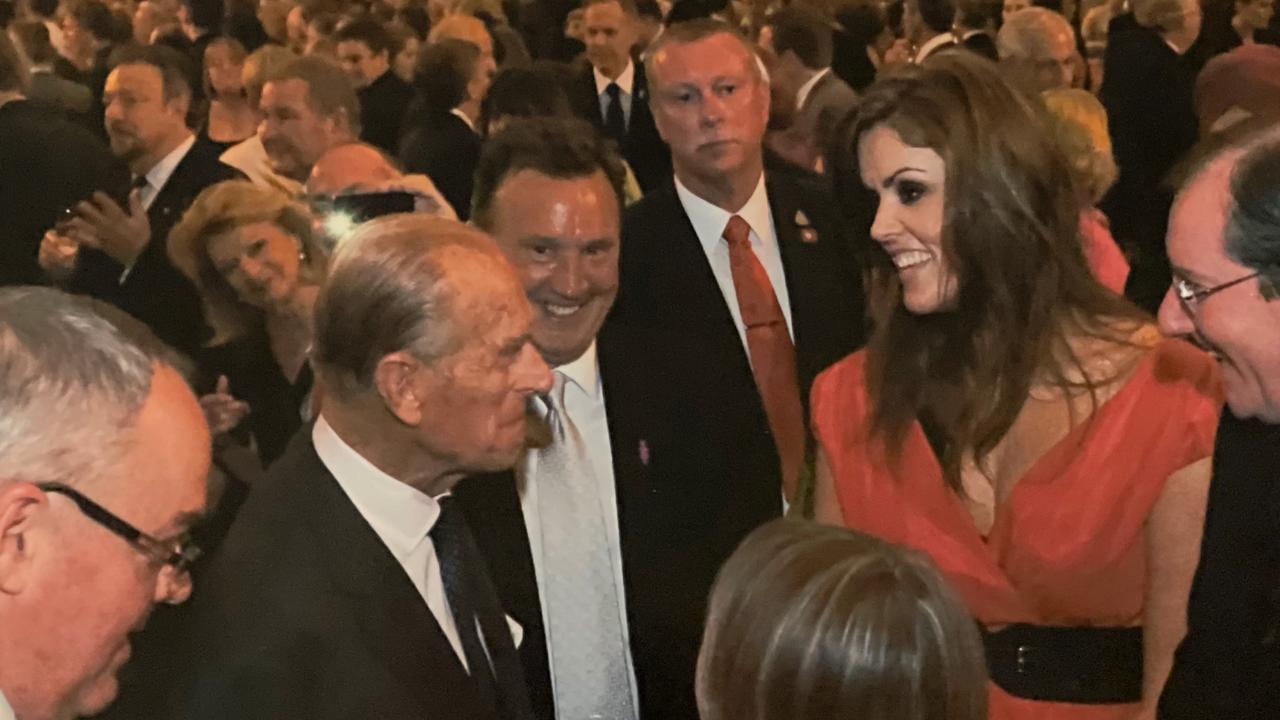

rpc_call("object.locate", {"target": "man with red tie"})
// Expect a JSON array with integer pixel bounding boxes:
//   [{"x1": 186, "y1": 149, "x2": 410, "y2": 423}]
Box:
[{"x1": 613, "y1": 18, "x2": 867, "y2": 507}]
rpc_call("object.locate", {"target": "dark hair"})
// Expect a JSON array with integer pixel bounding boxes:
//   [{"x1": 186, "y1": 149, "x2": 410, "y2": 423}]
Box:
[
  {"x1": 29, "y1": 0, "x2": 58, "y2": 18},
  {"x1": 1226, "y1": 135, "x2": 1280, "y2": 286},
  {"x1": 636, "y1": 0, "x2": 664, "y2": 21},
  {"x1": 917, "y1": 0, "x2": 956, "y2": 34},
  {"x1": 334, "y1": 17, "x2": 395, "y2": 56},
  {"x1": 583, "y1": 0, "x2": 639, "y2": 16},
  {"x1": 181, "y1": 0, "x2": 225, "y2": 31},
  {"x1": 838, "y1": 52, "x2": 1144, "y2": 487},
  {"x1": 397, "y1": 5, "x2": 431, "y2": 38},
  {"x1": 69, "y1": 0, "x2": 119, "y2": 42},
  {"x1": 413, "y1": 38, "x2": 478, "y2": 113},
  {"x1": 479, "y1": 66, "x2": 574, "y2": 134},
  {"x1": 109, "y1": 43, "x2": 196, "y2": 101},
  {"x1": 837, "y1": 1, "x2": 888, "y2": 46},
  {"x1": 0, "y1": 28, "x2": 26, "y2": 93},
  {"x1": 765, "y1": 6, "x2": 834, "y2": 69},
  {"x1": 472, "y1": 116, "x2": 628, "y2": 227},
  {"x1": 955, "y1": 0, "x2": 999, "y2": 28},
  {"x1": 665, "y1": 0, "x2": 717, "y2": 25},
  {"x1": 12, "y1": 20, "x2": 58, "y2": 66}
]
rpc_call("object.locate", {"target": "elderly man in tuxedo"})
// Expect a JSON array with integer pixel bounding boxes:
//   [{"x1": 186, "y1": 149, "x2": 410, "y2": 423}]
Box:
[
  {"x1": 1157, "y1": 128, "x2": 1280, "y2": 719},
  {"x1": 173, "y1": 215, "x2": 552, "y2": 720},
  {"x1": 460, "y1": 116, "x2": 781, "y2": 720},
  {"x1": 0, "y1": 287, "x2": 210, "y2": 720},
  {"x1": 613, "y1": 19, "x2": 866, "y2": 510}
]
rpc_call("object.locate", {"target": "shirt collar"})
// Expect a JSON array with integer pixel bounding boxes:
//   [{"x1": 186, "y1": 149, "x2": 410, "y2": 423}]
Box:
[
  {"x1": 795, "y1": 67, "x2": 830, "y2": 110},
  {"x1": 0, "y1": 688, "x2": 13, "y2": 720},
  {"x1": 674, "y1": 171, "x2": 772, "y2": 257},
  {"x1": 915, "y1": 32, "x2": 956, "y2": 62},
  {"x1": 312, "y1": 415, "x2": 441, "y2": 560},
  {"x1": 143, "y1": 133, "x2": 195, "y2": 192},
  {"x1": 554, "y1": 340, "x2": 600, "y2": 400},
  {"x1": 449, "y1": 107, "x2": 477, "y2": 132},
  {"x1": 594, "y1": 59, "x2": 635, "y2": 97}
]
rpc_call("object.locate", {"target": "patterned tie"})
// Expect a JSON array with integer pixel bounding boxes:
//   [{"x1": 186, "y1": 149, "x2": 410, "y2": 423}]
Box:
[
  {"x1": 603, "y1": 82, "x2": 626, "y2": 144},
  {"x1": 723, "y1": 215, "x2": 806, "y2": 501},
  {"x1": 533, "y1": 371, "x2": 636, "y2": 720},
  {"x1": 432, "y1": 496, "x2": 535, "y2": 720}
]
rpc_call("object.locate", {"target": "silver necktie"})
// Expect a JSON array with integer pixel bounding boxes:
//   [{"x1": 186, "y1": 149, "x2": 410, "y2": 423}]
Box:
[{"x1": 533, "y1": 372, "x2": 637, "y2": 720}]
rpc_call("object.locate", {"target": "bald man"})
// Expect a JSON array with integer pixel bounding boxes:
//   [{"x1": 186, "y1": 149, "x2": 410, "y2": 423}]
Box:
[{"x1": 306, "y1": 142, "x2": 457, "y2": 221}]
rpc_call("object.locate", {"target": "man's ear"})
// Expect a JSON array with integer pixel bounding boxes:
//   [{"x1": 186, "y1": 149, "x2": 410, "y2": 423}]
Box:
[
  {"x1": 167, "y1": 90, "x2": 192, "y2": 122},
  {"x1": 0, "y1": 483, "x2": 50, "y2": 596},
  {"x1": 373, "y1": 351, "x2": 427, "y2": 426}
]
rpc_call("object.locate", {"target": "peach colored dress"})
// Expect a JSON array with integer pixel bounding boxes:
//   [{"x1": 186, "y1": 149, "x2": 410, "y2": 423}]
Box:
[{"x1": 812, "y1": 339, "x2": 1222, "y2": 719}]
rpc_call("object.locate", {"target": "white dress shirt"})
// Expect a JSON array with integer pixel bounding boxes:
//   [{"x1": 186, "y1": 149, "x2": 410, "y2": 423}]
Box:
[
  {"x1": 594, "y1": 60, "x2": 635, "y2": 129},
  {"x1": 518, "y1": 342, "x2": 641, "y2": 710},
  {"x1": 674, "y1": 172, "x2": 796, "y2": 355},
  {"x1": 450, "y1": 107, "x2": 478, "y2": 133},
  {"x1": 220, "y1": 135, "x2": 303, "y2": 196},
  {"x1": 138, "y1": 133, "x2": 196, "y2": 211},
  {"x1": 794, "y1": 67, "x2": 831, "y2": 111},
  {"x1": 312, "y1": 416, "x2": 469, "y2": 668},
  {"x1": 0, "y1": 688, "x2": 14, "y2": 720}
]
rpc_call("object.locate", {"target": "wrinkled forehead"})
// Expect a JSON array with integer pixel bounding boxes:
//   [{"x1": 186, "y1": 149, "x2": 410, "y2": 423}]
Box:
[{"x1": 650, "y1": 34, "x2": 761, "y2": 87}]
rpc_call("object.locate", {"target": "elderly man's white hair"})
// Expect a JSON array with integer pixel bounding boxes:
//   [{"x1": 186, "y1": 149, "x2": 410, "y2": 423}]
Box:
[
  {"x1": 0, "y1": 287, "x2": 157, "y2": 488},
  {"x1": 997, "y1": 6, "x2": 1076, "y2": 59}
]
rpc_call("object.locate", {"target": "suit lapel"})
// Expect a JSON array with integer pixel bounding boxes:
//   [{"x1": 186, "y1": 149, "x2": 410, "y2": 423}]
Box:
[{"x1": 767, "y1": 175, "x2": 835, "y2": 390}]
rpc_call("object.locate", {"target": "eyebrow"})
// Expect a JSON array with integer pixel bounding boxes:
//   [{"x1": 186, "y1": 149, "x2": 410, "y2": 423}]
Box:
[{"x1": 882, "y1": 167, "x2": 926, "y2": 189}]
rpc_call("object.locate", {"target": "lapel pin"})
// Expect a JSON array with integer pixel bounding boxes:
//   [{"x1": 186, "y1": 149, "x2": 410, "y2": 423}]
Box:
[
  {"x1": 638, "y1": 439, "x2": 650, "y2": 467},
  {"x1": 794, "y1": 209, "x2": 811, "y2": 227},
  {"x1": 795, "y1": 210, "x2": 819, "y2": 244}
]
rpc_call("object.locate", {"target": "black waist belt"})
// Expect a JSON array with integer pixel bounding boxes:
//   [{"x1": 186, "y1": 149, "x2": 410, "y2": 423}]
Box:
[{"x1": 981, "y1": 624, "x2": 1143, "y2": 704}]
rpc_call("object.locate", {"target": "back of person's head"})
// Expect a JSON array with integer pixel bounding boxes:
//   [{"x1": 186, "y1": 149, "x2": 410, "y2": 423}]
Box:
[
  {"x1": 413, "y1": 37, "x2": 478, "y2": 112},
  {"x1": 996, "y1": 6, "x2": 1072, "y2": 58},
  {"x1": 665, "y1": 0, "x2": 717, "y2": 24},
  {"x1": 697, "y1": 519, "x2": 988, "y2": 720},
  {"x1": 1042, "y1": 87, "x2": 1117, "y2": 205},
  {"x1": 1194, "y1": 44, "x2": 1280, "y2": 136},
  {"x1": 109, "y1": 42, "x2": 197, "y2": 102},
  {"x1": 29, "y1": 0, "x2": 58, "y2": 19},
  {"x1": 765, "y1": 6, "x2": 835, "y2": 70},
  {"x1": 69, "y1": 0, "x2": 120, "y2": 43},
  {"x1": 334, "y1": 16, "x2": 395, "y2": 57},
  {"x1": 1131, "y1": 0, "x2": 1195, "y2": 30},
  {"x1": 471, "y1": 116, "x2": 628, "y2": 227},
  {"x1": 836, "y1": 0, "x2": 888, "y2": 45},
  {"x1": 478, "y1": 66, "x2": 574, "y2": 135},
  {"x1": 955, "y1": 0, "x2": 1000, "y2": 28},
  {"x1": 0, "y1": 24, "x2": 28, "y2": 92},
  {"x1": 917, "y1": 0, "x2": 957, "y2": 34},
  {"x1": 11, "y1": 20, "x2": 59, "y2": 66},
  {"x1": 636, "y1": 0, "x2": 664, "y2": 22},
  {"x1": 268, "y1": 54, "x2": 361, "y2": 131},
  {"x1": 182, "y1": 0, "x2": 225, "y2": 32}
]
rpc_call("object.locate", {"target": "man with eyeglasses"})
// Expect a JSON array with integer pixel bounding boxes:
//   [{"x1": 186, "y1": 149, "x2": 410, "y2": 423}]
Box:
[
  {"x1": 0, "y1": 286, "x2": 210, "y2": 720},
  {"x1": 1157, "y1": 129, "x2": 1280, "y2": 720}
]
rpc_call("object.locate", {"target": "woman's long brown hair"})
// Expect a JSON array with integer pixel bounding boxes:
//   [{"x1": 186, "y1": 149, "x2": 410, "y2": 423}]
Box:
[{"x1": 833, "y1": 53, "x2": 1148, "y2": 489}]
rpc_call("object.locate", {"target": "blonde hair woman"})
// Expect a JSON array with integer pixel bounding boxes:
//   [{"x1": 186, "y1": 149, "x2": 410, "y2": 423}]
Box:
[
  {"x1": 169, "y1": 180, "x2": 326, "y2": 462},
  {"x1": 698, "y1": 519, "x2": 988, "y2": 720}
]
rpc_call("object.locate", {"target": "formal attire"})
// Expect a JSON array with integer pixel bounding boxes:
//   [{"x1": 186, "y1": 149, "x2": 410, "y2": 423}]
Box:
[
  {"x1": 203, "y1": 334, "x2": 315, "y2": 465},
  {"x1": 0, "y1": 98, "x2": 128, "y2": 287},
  {"x1": 67, "y1": 135, "x2": 242, "y2": 365},
  {"x1": 458, "y1": 322, "x2": 784, "y2": 720},
  {"x1": 569, "y1": 60, "x2": 671, "y2": 193},
  {"x1": 812, "y1": 339, "x2": 1222, "y2": 720},
  {"x1": 27, "y1": 67, "x2": 92, "y2": 116},
  {"x1": 792, "y1": 68, "x2": 858, "y2": 163},
  {"x1": 399, "y1": 109, "x2": 481, "y2": 221},
  {"x1": 173, "y1": 418, "x2": 533, "y2": 720},
  {"x1": 0, "y1": 689, "x2": 13, "y2": 720},
  {"x1": 613, "y1": 171, "x2": 867, "y2": 500},
  {"x1": 915, "y1": 31, "x2": 959, "y2": 62},
  {"x1": 358, "y1": 70, "x2": 415, "y2": 155},
  {"x1": 1099, "y1": 15, "x2": 1198, "y2": 313},
  {"x1": 1158, "y1": 410, "x2": 1280, "y2": 719},
  {"x1": 960, "y1": 29, "x2": 999, "y2": 60},
  {"x1": 219, "y1": 134, "x2": 303, "y2": 196}
]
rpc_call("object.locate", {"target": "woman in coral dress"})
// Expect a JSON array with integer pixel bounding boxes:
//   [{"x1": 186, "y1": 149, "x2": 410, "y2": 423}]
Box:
[{"x1": 816, "y1": 54, "x2": 1221, "y2": 720}]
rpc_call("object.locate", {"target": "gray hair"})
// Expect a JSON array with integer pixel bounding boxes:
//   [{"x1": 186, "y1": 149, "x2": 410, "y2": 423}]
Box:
[
  {"x1": 1226, "y1": 134, "x2": 1280, "y2": 288},
  {"x1": 312, "y1": 214, "x2": 505, "y2": 399},
  {"x1": 997, "y1": 7, "x2": 1074, "y2": 59},
  {"x1": 0, "y1": 287, "x2": 157, "y2": 487}
]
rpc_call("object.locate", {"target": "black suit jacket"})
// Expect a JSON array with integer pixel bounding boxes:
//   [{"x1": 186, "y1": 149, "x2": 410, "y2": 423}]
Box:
[
  {"x1": 568, "y1": 62, "x2": 672, "y2": 193},
  {"x1": 68, "y1": 136, "x2": 241, "y2": 364},
  {"x1": 612, "y1": 173, "x2": 867, "y2": 421},
  {"x1": 399, "y1": 111, "x2": 481, "y2": 221},
  {"x1": 359, "y1": 70, "x2": 415, "y2": 155},
  {"x1": 456, "y1": 321, "x2": 783, "y2": 720},
  {"x1": 1158, "y1": 410, "x2": 1280, "y2": 720},
  {"x1": 172, "y1": 431, "x2": 510, "y2": 720}
]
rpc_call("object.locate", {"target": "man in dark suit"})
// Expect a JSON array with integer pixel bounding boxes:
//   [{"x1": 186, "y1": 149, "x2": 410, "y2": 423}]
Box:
[
  {"x1": 335, "y1": 18, "x2": 414, "y2": 155},
  {"x1": 461, "y1": 117, "x2": 780, "y2": 720},
  {"x1": 570, "y1": 0, "x2": 671, "y2": 192},
  {"x1": 613, "y1": 19, "x2": 866, "y2": 507},
  {"x1": 37, "y1": 43, "x2": 240, "y2": 365},
  {"x1": 1156, "y1": 129, "x2": 1280, "y2": 720},
  {"x1": 171, "y1": 215, "x2": 553, "y2": 720}
]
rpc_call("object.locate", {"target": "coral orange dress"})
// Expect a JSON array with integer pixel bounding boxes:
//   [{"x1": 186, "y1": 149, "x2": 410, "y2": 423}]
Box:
[{"x1": 811, "y1": 339, "x2": 1222, "y2": 720}]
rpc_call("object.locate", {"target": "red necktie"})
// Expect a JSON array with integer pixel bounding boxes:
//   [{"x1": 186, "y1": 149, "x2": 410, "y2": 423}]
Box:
[{"x1": 723, "y1": 215, "x2": 806, "y2": 502}]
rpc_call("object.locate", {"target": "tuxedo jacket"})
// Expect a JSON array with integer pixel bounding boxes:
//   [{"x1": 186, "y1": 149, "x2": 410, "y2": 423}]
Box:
[
  {"x1": 399, "y1": 111, "x2": 481, "y2": 221},
  {"x1": 568, "y1": 62, "x2": 671, "y2": 193},
  {"x1": 455, "y1": 321, "x2": 783, "y2": 720},
  {"x1": 69, "y1": 137, "x2": 241, "y2": 364},
  {"x1": 172, "y1": 431, "x2": 511, "y2": 720},
  {"x1": 612, "y1": 173, "x2": 868, "y2": 425}
]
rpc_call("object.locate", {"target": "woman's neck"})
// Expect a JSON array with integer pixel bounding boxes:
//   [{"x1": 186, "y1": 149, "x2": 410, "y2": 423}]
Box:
[{"x1": 1233, "y1": 15, "x2": 1256, "y2": 43}]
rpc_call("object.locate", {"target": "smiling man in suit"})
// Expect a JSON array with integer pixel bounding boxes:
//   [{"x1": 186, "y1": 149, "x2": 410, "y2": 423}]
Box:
[
  {"x1": 613, "y1": 19, "x2": 867, "y2": 508},
  {"x1": 460, "y1": 117, "x2": 781, "y2": 720},
  {"x1": 172, "y1": 215, "x2": 552, "y2": 720},
  {"x1": 38, "y1": 43, "x2": 241, "y2": 366},
  {"x1": 571, "y1": 0, "x2": 671, "y2": 192}
]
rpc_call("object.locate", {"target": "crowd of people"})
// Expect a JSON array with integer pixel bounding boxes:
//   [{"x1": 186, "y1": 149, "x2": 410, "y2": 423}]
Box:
[{"x1": 0, "y1": 0, "x2": 1278, "y2": 718}]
